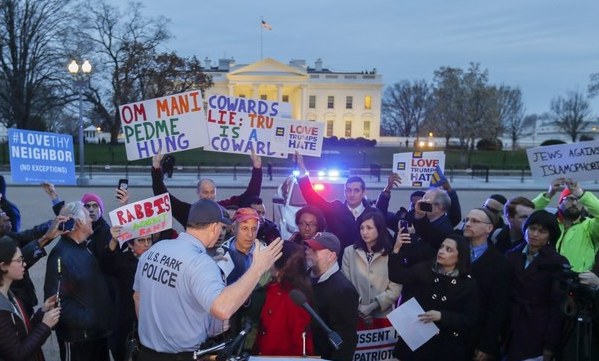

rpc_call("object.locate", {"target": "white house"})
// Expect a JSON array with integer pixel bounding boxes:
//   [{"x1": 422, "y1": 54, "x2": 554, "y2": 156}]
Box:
[{"x1": 203, "y1": 57, "x2": 383, "y2": 140}]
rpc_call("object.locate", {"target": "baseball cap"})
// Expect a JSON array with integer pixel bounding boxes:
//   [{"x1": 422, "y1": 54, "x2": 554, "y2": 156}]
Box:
[
  {"x1": 305, "y1": 232, "x2": 341, "y2": 256},
  {"x1": 233, "y1": 207, "x2": 260, "y2": 223},
  {"x1": 187, "y1": 199, "x2": 232, "y2": 226}
]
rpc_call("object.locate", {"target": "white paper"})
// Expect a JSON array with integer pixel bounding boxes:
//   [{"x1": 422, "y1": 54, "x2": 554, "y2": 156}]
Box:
[{"x1": 386, "y1": 297, "x2": 439, "y2": 351}]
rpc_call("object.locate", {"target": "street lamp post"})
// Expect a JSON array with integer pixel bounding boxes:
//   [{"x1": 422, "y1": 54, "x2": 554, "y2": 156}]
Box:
[{"x1": 68, "y1": 60, "x2": 92, "y2": 186}]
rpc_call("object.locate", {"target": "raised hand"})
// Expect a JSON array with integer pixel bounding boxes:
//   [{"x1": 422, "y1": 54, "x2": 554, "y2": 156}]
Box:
[{"x1": 250, "y1": 148, "x2": 262, "y2": 168}]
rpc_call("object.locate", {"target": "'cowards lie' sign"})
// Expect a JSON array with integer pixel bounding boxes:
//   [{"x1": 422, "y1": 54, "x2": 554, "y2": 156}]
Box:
[
  {"x1": 119, "y1": 90, "x2": 208, "y2": 161},
  {"x1": 205, "y1": 94, "x2": 289, "y2": 158},
  {"x1": 109, "y1": 193, "x2": 172, "y2": 246}
]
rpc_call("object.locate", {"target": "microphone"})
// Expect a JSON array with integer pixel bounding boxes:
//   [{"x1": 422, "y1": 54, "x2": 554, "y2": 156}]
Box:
[
  {"x1": 216, "y1": 321, "x2": 252, "y2": 361},
  {"x1": 289, "y1": 289, "x2": 343, "y2": 350}
]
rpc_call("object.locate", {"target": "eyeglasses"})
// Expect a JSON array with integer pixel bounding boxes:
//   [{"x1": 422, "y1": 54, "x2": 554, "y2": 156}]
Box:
[
  {"x1": 135, "y1": 238, "x2": 153, "y2": 244},
  {"x1": 462, "y1": 217, "x2": 491, "y2": 225},
  {"x1": 84, "y1": 203, "x2": 100, "y2": 210},
  {"x1": 298, "y1": 222, "x2": 318, "y2": 229},
  {"x1": 10, "y1": 256, "x2": 24, "y2": 264}
]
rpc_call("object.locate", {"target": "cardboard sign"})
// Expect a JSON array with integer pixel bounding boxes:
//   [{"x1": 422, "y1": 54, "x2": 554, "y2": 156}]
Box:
[
  {"x1": 204, "y1": 94, "x2": 289, "y2": 158},
  {"x1": 392, "y1": 152, "x2": 446, "y2": 187},
  {"x1": 109, "y1": 193, "x2": 172, "y2": 246},
  {"x1": 119, "y1": 90, "x2": 208, "y2": 161},
  {"x1": 270, "y1": 118, "x2": 324, "y2": 157},
  {"x1": 526, "y1": 141, "x2": 599, "y2": 182},
  {"x1": 354, "y1": 318, "x2": 399, "y2": 361},
  {"x1": 8, "y1": 129, "x2": 76, "y2": 185}
]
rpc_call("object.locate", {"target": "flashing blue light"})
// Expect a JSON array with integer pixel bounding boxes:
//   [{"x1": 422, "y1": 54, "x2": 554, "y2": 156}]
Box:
[
  {"x1": 317, "y1": 170, "x2": 326, "y2": 177},
  {"x1": 328, "y1": 169, "x2": 340, "y2": 178},
  {"x1": 292, "y1": 170, "x2": 300, "y2": 176}
]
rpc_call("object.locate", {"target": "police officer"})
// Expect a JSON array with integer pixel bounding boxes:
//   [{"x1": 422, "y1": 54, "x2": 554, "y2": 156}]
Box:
[{"x1": 133, "y1": 199, "x2": 282, "y2": 360}]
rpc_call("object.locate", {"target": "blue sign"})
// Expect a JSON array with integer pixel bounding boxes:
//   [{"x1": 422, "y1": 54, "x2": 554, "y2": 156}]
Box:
[{"x1": 8, "y1": 129, "x2": 76, "y2": 185}]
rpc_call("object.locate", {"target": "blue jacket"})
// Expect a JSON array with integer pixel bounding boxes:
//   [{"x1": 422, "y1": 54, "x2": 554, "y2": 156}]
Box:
[{"x1": 43, "y1": 236, "x2": 111, "y2": 342}]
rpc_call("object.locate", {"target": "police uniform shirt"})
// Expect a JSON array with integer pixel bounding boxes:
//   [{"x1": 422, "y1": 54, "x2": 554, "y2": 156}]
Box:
[{"x1": 133, "y1": 232, "x2": 225, "y2": 353}]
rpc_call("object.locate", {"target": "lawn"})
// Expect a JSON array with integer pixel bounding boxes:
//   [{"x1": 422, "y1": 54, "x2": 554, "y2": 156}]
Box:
[{"x1": 0, "y1": 142, "x2": 530, "y2": 170}]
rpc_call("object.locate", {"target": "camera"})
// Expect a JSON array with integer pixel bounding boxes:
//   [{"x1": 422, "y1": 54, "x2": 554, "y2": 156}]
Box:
[
  {"x1": 557, "y1": 264, "x2": 598, "y2": 312},
  {"x1": 419, "y1": 202, "x2": 433, "y2": 212}
]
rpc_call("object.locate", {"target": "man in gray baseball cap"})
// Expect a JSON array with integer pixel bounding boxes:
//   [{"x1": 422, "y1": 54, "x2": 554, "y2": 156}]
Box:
[
  {"x1": 133, "y1": 198, "x2": 282, "y2": 359},
  {"x1": 304, "y1": 232, "x2": 358, "y2": 361}
]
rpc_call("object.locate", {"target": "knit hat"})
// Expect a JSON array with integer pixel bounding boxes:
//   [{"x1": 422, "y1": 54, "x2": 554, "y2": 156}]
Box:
[
  {"x1": 522, "y1": 210, "x2": 561, "y2": 245},
  {"x1": 81, "y1": 193, "x2": 104, "y2": 215},
  {"x1": 558, "y1": 188, "x2": 572, "y2": 204}
]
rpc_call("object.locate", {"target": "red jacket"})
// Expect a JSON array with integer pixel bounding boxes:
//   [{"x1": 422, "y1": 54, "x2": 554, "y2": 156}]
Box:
[{"x1": 255, "y1": 283, "x2": 314, "y2": 356}]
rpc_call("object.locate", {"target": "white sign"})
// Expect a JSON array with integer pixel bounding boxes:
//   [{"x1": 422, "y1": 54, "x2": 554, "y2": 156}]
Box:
[
  {"x1": 392, "y1": 152, "x2": 446, "y2": 187},
  {"x1": 270, "y1": 118, "x2": 325, "y2": 157},
  {"x1": 204, "y1": 94, "x2": 290, "y2": 158},
  {"x1": 386, "y1": 297, "x2": 439, "y2": 351},
  {"x1": 526, "y1": 141, "x2": 599, "y2": 182},
  {"x1": 119, "y1": 90, "x2": 208, "y2": 161},
  {"x1": 354, "y1": 318, "x2": 399, "y2": 361},
  {"x1": 109, "y1": 193, "x2": 172, "y2": 246}
]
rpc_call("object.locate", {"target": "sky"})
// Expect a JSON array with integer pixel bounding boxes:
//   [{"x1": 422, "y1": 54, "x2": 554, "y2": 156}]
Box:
[{"x1": 116, "y1": 0, "x2": 599, "y2": 115}]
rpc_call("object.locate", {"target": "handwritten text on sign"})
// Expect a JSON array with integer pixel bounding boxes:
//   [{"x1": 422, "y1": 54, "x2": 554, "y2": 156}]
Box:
[
  {"x1": 109, "y1": 193, "x2": 172, "y2": 246},
  {"x1": 205, "y1": 94, "x2": 287, "y2": 158},
  {"x1": 119, "y1": 90, "x2": 207, "y2": 161},
  {"x1": 526, "y1": 141, "x2": 599, "y2": 182},
  {"x1": 392, "y1": 151, "x2": 446, "y2": 187}
]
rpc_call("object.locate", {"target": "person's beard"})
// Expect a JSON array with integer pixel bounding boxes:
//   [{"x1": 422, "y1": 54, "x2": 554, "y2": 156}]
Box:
[{"x1": 561, "y1": 206, "x2": 581, "y2": 220}]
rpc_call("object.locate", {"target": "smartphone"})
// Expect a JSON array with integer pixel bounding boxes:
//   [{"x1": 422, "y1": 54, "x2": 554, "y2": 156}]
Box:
[
  {"x1": 399, "y1": 220, "x2": 409, "y2": 234},
  {"x1": 420, "y1": 202, "x2": 433, "y2": 212},
  {"x1": 59, "y1": 218, "x2": 75, "y2": 232},
  {"x1": 118, "y1": 179, "x2": 128, "y2": 190}
]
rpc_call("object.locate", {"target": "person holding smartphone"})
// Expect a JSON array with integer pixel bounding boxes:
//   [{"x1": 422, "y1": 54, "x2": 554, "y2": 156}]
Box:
[{"x1": 412, "y1": 188, "x2": 455, "y2": 251}]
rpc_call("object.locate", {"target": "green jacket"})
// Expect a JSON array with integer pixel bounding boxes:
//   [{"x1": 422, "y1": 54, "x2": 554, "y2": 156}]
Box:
[{"x1": 532, "y1": 191, "x2": 599, "y2": 272}]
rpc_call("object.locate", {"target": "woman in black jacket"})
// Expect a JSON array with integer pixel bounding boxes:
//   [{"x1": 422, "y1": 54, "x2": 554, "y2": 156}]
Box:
[
  {"x1": 388, "y1": 233, "x2": 479, "y2": 361},
  {"x1": 0, "y1": 236, "x2": 60, "y2": 361}
]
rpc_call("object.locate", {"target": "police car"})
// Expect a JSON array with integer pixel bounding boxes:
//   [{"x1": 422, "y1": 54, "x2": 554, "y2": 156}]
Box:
[{"x1": 272, "y1": 169, "x2": 346, "y2": 240}]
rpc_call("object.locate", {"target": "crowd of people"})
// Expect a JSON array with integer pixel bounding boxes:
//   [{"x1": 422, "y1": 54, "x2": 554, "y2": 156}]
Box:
[{"x1": 0, "y1": 150, "x2": 598, "y2": 361}]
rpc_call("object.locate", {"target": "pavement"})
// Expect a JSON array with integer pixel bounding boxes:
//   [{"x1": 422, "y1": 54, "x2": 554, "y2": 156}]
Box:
[{"x1": 3, "y1": 170, "x2": 599, "y2": 192}]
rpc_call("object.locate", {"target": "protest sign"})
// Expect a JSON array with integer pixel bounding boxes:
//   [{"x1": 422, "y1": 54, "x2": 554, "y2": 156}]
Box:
[
  {"x1": 205, "y1": 94, "x2": 289, "y2": 158},
  {"x1": 109, "y1": 193, "x2": 172, "y2": 246},
  {"x1": 8, "y1": 129, "x2": 76, "y2": 185},
  {"x1": 269, "y1": 118, "x2": 324, "y2": 157},
  {"x1": 526, "y1": 141, "x2": 599, "y2": 182},
  {"x1": 392, "y1": 152, "x2": 446, "y2": 187},
  {"x1": 354, "y1": 318, "x2": 399, "y2": 361},
  {"x1": 119, "y1": 90, "x2": 207, "y2": 161}
]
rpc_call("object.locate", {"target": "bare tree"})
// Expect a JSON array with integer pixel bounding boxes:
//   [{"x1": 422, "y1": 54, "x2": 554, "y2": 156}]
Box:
[
  {"x1": 429, "y1": 66, "x2": 466, "y2": 147},
  {"x1": 0, "y1": 0, "x2": 72, "y2": 130},
  {"x1": 497, "y1": 86, "x2": 525, "y2": 150},
  {"x1": 589, "y1": 72, "x2": 599, "y2": 98},
  {"x1": 549, "y1": 91, "x2": 592, "y2": 142},
  {"x1": 381, "y1": 80, "x2": 431, "y2": 137},
  {"x1": 75, "y1": 1, "x2": 212, "y2": 144}
]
